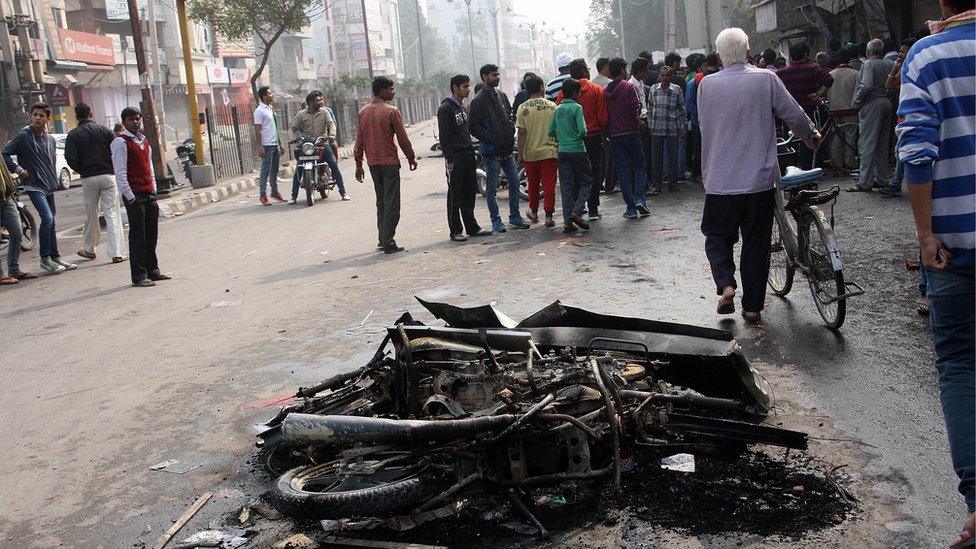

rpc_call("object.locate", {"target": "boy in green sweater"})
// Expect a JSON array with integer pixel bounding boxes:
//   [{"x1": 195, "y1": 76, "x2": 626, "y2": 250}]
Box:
[{"x1": 548, "y1": 78, "x2": 592, "y2": 233}]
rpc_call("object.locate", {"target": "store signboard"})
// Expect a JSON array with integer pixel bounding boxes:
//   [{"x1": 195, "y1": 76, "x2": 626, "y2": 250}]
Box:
[
  {"x1": 59, "y1": 29, "x2": 115, "y2": 66},
  {"x1": 105, "y1": 0, "x2": 166, "y2": 21}
]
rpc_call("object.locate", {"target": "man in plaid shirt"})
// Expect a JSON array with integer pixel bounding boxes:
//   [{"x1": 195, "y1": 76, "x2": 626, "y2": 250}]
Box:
[{"x1": 648, "y1": 66, "x2": 687, "y2": 193}]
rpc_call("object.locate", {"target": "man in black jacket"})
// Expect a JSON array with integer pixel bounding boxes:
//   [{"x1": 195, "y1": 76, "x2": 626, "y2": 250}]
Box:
[
  {"x1": 437, "y1": 74, "x2": 492, "y2": 242},
  {"x1": 468, "y1": 64, "x2": 529, "y2": 232},
  {"x1": 65, "y1": 103, "x2": 127, "y2": 263}
]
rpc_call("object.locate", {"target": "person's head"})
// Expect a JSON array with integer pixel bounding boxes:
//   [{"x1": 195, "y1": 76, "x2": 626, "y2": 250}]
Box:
[
  {"x1": 474, "y1": 83, "x2": 484, "y2": 95},
  {"x1": 942, "y1": 0, "x2": 975, "y2": 16},
  {"x1": 74, "y1": 103, "x2": 93, "y2": 121},
  {"x1": 899, "y1": 38, "x2": 916, "y2": 57},
  {"x1": 659, "y1": 66, "x2": 673, "y2": 86},
  {"x1": 480, "y1": 64, "x2": 500, "y2": 88},
  {"x1": 882, "y1": 38, "x2": 897, "y2": 54},
  {"x1": 450, "y1": 74, "x2": 471, "y2": 99},
  {"x1": 866, "y1": 38, "x2": 884, "y2": 59},
  {"x1": 372, "y1": 76, "x2": 396, "y2": 99},
  {"x1": 774, "y1": 57, "x2": 787, "y2": 68},
  {"x1": 828, "y1": 38, "x2": 841, "y2": 52},
  {"x1": 607, "y1": 57, "x2": 628, "y2": 80},
  {"x1": 664, "y1": 52, "x2": 682, "y2": 70},
  {"x1": 789, "y1": 42, "x2": 810, "y2": 62},
  {"x1": 686, "y1": 53, "x2": 703, "y2": 73},
  {"x1": 525, "y1": 74, "x2": 545, "y2": 97},
  {"x1": 715, "y1": 27, "x2": 750, "y2": 66},
  {"x1": 630, "y1": 57, "x2": 650, "y2": 80},
  {"x1": 258, "y1": 86, "x2": 273, "y2": 104},
  {"x1": 120, "y1": 107, "x2": 142, "y2": 134},
  {"x1": 29, "y1": 102, "x2": 51, "y2": 130},
  {"x1": 113, "y1": 123, "x2": 124, "y2": 136},
  {"x1": 596, "y1": 57, "x2": 610, "y2": 76},
  {"x1": 305, "y1": 90, "x2": 324, "y2": 110},
  {"x1": 836, "y1": 47, "x2": 852, "y2": 65},
  {"x1": 856, "y1": 42, "x2": 867, "y2": 58},
  {"x1": 561, "y1": 78, "x2": 581, "y2": 101},
  {"x1": 520, "y1": 71, "x2": 537, "y2": 90},
  {"x1": 760, "y1": 48, "x2": 777, "y2": 67},
  {"x1": 637, "y1": 51, "x2": 652, "y2": 61},
  {"x1": 568, "y1": 58, "x2": 589, "y2": 80},
  {"x1": 556, "y1": 51, "x2": 573, "y2": 74},
  {"x1": 704, "y1": 53, "x2": 721, "y2": 71},
  {"x1": 815, "y1": 51, "x2": 829, "y2": 66}
]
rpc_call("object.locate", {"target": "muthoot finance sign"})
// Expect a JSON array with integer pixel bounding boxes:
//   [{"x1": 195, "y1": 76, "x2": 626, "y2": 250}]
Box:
[{"x1": 59, "y1": 29, "x2": 115, "y2": 66}]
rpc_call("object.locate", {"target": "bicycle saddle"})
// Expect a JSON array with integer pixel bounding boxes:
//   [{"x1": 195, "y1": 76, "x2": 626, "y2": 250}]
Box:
[{"x1": 778, "y1": 166, "x2": 823, "y2": 190}]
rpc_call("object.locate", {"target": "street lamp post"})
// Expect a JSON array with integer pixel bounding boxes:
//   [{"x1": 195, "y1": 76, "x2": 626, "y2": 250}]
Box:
[
  {"x1": 413, "y1": 0, "x2": 426, "y2": 79},
  {"x1": 479, "y1": 2, "x2": 510, "y2": 65},
  {"x1": 462, "y1": 0, "x2": 476, "y2": 77}
]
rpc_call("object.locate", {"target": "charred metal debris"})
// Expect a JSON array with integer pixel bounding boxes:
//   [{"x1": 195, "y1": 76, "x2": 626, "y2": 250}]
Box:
[{"x1": 256, "y1": 300, "x2": 808, "y2": 538}]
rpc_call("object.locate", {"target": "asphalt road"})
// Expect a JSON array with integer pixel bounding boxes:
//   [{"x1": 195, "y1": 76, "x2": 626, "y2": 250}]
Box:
[{"x1": 0, "y1": 128, "x2": 961, "y2": 547}]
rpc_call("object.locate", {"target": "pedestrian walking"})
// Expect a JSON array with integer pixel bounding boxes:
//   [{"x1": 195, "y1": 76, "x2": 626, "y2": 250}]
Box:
[
  {"x1": 648, "y1": 66, "x2": 687, "y2": 193},
  {"x1": 604, "y1": 57, "x2": 648, "y2": 219},
  {"x1": 548, "y1": 78, "x2": 592, "y2": 234},
  {"x1": 437, "y1": 74, "x2": 491, "y2": 242},
  {"x1": 776, "y1": 42, "x2": 833, "y2": 169},
  {"x1": 698, "y1": 28, "x2": 820, "y2": 323},
  {"x1": 825, "y1": 48, "x2": 859, "y2": 172},
  {"x1": 65, "y1": 103, "x2": 128, "y2": 263},
  {"x1": 898, "y1": 3, "x2": 975, "y2": 540},
  {"x1": 515, "y1": 75, "x2": 558, "y2": 228},
  {"x1": 848, "y1": 39, "x2": 894, "y2": 192},
  {"x1": 111, "y1": 107, "x2": 170, "y2": 287},
  {"x1": 556, "y1": 59, "x2": 608, "y2": 220},
  {"x1": 354, "y1": 77, "x2": 418, "y2": 254},
  {"x1": 253, "y1": 86, "x2": 285, "y2": 206},
  {"x1": 290, "y1": 90, "x2": 350, "y2": 203},
  {"x1": 0, "y1": 160, "x2": 36, "y2": 285},
  {"x1": 469, "y1": 64, "x2": 530, "y2": 232},
  {"x1": 546, "y1": 51, "x2": 574, "y2": 101},
  {"x1": 2, "y1": 102, "x2": 76, "y2": 274}
]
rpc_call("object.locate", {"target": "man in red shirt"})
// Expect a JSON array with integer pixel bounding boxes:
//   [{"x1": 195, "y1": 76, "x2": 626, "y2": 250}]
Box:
[
  {"x1": 776, "y1": 42, "x2": 833, "y2": 169},
  {"x1": 557, "y1": 58, "x2": 609, "y2": 219},
  {"x1": 354, "y1": 77, "x2": 418, "y2": 254}
]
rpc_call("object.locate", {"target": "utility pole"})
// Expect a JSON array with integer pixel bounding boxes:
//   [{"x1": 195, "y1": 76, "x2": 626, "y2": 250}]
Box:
[
  {"x1": 464, "y1": 0, "x2": 475, "y2": 77},
  {"x1": 175, "y1": 0, "x2": 204, "y2": 164},
  {"x1": 664, "y1": 0, "x2": 677, "y2": 52},
  {"x1": 617, "y1": 0, "x2": 626, "y2": 56},
  {"x1": 360, "y1": 0, "x2": 374, "y2": 80},
  {"x1": 413, "y1": 0, "x2": 425, "y2": 79},
  {"x1": 126, "y1": 0, "x2": 170, "y2": 189},
  {"x1": 144, "y1": 0, "x2": 167, "y2": 147}
]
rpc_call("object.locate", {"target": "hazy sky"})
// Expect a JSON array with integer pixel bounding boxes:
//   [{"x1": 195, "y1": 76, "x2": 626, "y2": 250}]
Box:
[{"x1": 513, "y1": 0, "x2": 590, "y2": 40}]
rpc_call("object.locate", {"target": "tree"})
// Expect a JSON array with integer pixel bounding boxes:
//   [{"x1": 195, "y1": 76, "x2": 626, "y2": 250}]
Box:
[
  {"x1": 189, "y1": 0, "x2": 328, "y2": 101},
  {"x1": 398, "y1": 0, "x2": 457, "y2": 79},
  {"x1": 586, "y1": 0, "x2": 690, "y2": 59}
]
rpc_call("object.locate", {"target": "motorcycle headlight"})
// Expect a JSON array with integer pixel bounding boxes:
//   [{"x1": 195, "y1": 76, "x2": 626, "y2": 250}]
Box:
[{"x1": 301, "y1": 143, "x2": 315, "y2": 156}]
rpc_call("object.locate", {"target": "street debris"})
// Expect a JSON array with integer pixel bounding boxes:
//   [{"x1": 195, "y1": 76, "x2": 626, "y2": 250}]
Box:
[
  {"x1": 319, "y1": 501, "x2": 466, "y2": 533},
  {"x1": 360, "y1": 310, "x2": 374, "y2": 326},
  {"x1": 271, "y1": 533, "x2": 317, "y2": 548},
  {"x1": 149, "y1": 459, "x2": 202, "y2": 475},
  {"x1": 660, "y1": 453, "x2": 696, "y2": 473},
  {"x1": 323, "y1": 536, "x2": 447, "y2": 549},
  {"x1": 152, "y1": 491, "x2": 213, "y2": 549},
  {"x1": 209, "y1": 301, "x2": 243, "y2": 308},
  {"x1": 171, "y1": 529, "x2": 248, "y2": 549},
  {"x1": 241, "y1": 250, "x2": 257, "y2": 258}
]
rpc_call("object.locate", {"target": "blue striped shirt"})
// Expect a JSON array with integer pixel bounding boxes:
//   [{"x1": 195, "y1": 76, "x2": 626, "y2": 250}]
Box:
[{"x1": 896, "y1": 21, "x2": 976, "y2": 267}]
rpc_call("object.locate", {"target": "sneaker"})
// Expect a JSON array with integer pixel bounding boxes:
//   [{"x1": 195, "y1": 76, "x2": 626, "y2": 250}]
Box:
[
  {"x1": 383, "y1": 244, "x2": 405, "y2": 254},
  {"x1": 562, "y1": 224, "x2": 578, "y2": 234},
  {"x1": 76, "y1": 248, "x2": 96, "y2": 260},
  {"x1": 544, "y1": 215, "x2": 555, "y2": 228},
  {"x1": 588, "y1": 212, "x2": 602, "y2": 221},
  {"x1": 52, "y1": 258, "x2": 77, "y2": 270},
  {"x1": 288, "y1": 198, "x2": 298, "y2": 205},
  {"x1": 879, "y1": 186, "x2": 901, "y2": 198},
  {"x1": 469, "y1": 228, "x2": 492, "y2": 237},
  {"x1": 112, "y1": 256, "x2": 128, "y2": 263},
  {"x1": 341, "y1": 194, "x2": 352, "y2": 201},
  {"x1": 623, "y1": 209, "x2": 639, "y2": 219},
  {"x1": 646, "y1": 188, "x2": 660, "y2": 196},
  {"x1": 635, "y1": 203, "x2": 650, "y2": 217},
  {"x1": 492, "y1": 220, "x2": 507, "y2": 233},
  {"x1": 260, "y1": 196, "x2": 271, "y2": 206},
  {"x1": 509, "y1": 218, "x2": 531, "y2": 230},
  {"x1": 450, "y1": 234, "x2": 468, "y2": 242},
  {"x1": 132, "y1": 279, "x2": 155, "y2": 287},
  {"x1": 40, "y1": 257, "x2": 65, "y2": 274},
  {"x1": 526, "y1": 210, "x2": 539, "y2": 223},
  {"x1": 569, "y1": 212, "x2": 590, "y2": 230},
  {"x1": 270, "y1": 192, "x2": 286, "y2": 202}
]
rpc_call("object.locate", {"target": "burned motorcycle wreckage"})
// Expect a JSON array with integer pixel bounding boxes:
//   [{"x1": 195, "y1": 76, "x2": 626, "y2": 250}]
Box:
[{"x1": 257, "y1": 300, "x2": 807, "y2": 536}]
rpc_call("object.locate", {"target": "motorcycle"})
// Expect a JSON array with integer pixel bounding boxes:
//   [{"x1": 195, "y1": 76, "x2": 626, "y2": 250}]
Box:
[
  {"x1": 291, "y1": 137, "x2": 335, "y2": 207},
  {"x1": 175, "y1": 138, "x2": 196, "y2": 185},
  {"x1": 0, "y1": 186, "x2": 36, "y2": 252},
  {"x1": 473, "y1": 143, "x2": 533, "y2": 202}
]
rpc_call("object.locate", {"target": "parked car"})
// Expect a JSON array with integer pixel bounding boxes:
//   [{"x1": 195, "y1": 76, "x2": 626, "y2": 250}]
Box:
[{"x1": 51, "y1": 133, "x2": 79, "y2": 190}]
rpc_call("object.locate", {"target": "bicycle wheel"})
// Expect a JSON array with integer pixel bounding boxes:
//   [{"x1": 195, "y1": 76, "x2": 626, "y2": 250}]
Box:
[
  {"x1": 768, "y1": 214, "x2": 795, "y2": 296},
  {"x1": 802, "y1": 211, "x2": 847, "y2": 329}
]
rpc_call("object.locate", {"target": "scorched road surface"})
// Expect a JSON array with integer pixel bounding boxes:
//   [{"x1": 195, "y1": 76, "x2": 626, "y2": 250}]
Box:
[{"x1": 0, "y1": 129, "x2": 958, "y2": 547}]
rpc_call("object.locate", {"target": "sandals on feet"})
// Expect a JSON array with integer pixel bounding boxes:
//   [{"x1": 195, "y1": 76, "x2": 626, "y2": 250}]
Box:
[
  {"x1": 717, "y1": 290, "x2": 735, "y2": 315},
  {"x1": 742, "y1": 311, "x2": 762, "y2": 324},
  {"x1": 845, "y1": 185, "x2": 870, "y2": 192},
  {"x1": 0, "y1": 276, "x2": 19, "y2": 285}
]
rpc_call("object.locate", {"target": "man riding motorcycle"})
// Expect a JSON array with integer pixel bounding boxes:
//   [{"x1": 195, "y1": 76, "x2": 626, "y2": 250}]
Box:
[{"x1": 289, "y1": 91, "x2": 349, "y2": 203}]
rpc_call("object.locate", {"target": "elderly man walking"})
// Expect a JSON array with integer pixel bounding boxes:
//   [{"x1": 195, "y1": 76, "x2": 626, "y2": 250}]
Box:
[
  {"x1": 698, "y1": 28, "x2": 821, "y2": 323},
  {"x1": 848, "y1": 39, "x2": 894, "y2": 192}
]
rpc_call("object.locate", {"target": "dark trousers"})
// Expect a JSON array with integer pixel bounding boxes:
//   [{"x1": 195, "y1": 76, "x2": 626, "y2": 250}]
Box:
[
  {"x1": 124, "y1": 193, "x2": 160, "y2": 283},
  {"x1": 583, "y1": 133, "x2": 604, "y2": 214},
  {"x1": 369, "y1": 165, "x2": 401, "y2": 248},
  {"x1": 651, "y1": 135, "x2": 679, "y2": 190},
  {"x1": 604, "y1": 141, "x2": 617, "y2": 192},
  {"x1": 687, "y1": 125, "x2": 702, "y2": 178},
  {"x1": 445, "y1": 153, "x2": 481, "y2": 236},
  {"x1": 557, "y1": 152, "x2": 593, "y2": 225},
  {"x1": 796, "y1": 106, "x2": 817, "y2": 170},
  {"x1": 700, "y1": 189, "x2": 774, "y2": 312}
]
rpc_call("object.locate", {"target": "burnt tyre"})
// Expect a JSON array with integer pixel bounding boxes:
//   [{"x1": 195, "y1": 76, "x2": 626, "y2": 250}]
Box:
[{"x1": 270, "y1": 455, "x2": 451, "y2": 519}]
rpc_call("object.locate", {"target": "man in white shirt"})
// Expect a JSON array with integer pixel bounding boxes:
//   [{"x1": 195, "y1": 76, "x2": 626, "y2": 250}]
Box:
[{"x1": 253, "y1": 86, "x2": 284, "y2": 206}]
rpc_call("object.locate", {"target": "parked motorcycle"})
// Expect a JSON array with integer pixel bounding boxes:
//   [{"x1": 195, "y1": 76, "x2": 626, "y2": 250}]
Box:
[
  {"x1": 473, "y1": 143, "x2": 533, "y2": 202},
  {"x1": 0, "y1": 186, "x2": 36, "y2": 252},
  {"x1": 291, "y1": 137, "x2": 335, "y2": 207}
]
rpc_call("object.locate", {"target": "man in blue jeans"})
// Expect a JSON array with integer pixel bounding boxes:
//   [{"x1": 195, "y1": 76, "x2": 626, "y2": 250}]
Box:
[
  {"x1": 898, "y1": 3, "x2": 975, "y2": 538},
  {"x1": 468, "y1": 64, "x2": 530, "y2": 232},
  {"x1": 289, "y1": 90, "x2": 349, "y2": 204},
  {"x1": 604, "y1": 57, "x2": 648, "y2": 218},
  {"x1": 2, "y1": 102, "x2": 77, "y2": 273},
  {"x1": 253, "y1": 86, "x2": 285, "y2": 206}
]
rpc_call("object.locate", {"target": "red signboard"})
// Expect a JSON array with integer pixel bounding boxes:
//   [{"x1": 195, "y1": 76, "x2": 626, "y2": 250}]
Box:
[
  {"x1": 58, "y1": 29, "x2": 115, "y2": 66},
  {"x1": 46, "y1": 84, "x2": 71, "y2": 108}
]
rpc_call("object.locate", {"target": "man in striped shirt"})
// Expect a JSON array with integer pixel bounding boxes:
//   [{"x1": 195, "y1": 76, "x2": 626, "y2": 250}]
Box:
[
  {"x1": 545, "y1": 52, "x2": 574, "y2": 101},
  {"x1": 897, "y1": 0, "x2": 975, "y2": 537}
]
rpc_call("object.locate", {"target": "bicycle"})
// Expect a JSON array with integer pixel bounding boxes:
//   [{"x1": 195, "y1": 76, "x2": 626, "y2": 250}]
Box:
[
  {"x1": 767, "y1": 160, "x2": 864, "y2": 329},
  {"x1": 0, "y1": 186, "x2": 36, "y2": 252},
  {"x1": 811, "y1": 102, "x2": 859, "y2": 174}
]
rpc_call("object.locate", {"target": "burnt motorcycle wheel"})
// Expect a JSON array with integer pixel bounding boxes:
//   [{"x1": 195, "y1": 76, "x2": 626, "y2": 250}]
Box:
[{"x1": 271, "y1": 456, "x2": 451, "y2": 519}]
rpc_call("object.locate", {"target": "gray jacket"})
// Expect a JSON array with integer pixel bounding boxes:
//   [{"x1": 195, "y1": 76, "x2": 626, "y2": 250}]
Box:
[
  {"x1": 852, "y1": 58, "x2": 893, "y2": 109},
  {"x1": 2, "y1": 126, "x2": 58, "y2": 194}
]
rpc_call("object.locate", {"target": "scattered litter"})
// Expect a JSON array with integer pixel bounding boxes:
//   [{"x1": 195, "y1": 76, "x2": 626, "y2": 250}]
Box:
[
  {"x1": 173, "y1": 211, "x2": 185, "y2": 216},
  {"x1": 237, "y1": 200, "x2": 248, "y2": 204},
  {"x1": 475, "y1": 259, "x2": 492, "y2": 264},
  {"x1": 620, "y1": 455, "x2": 636, "y2": 473},
  {"x1": 172, "y1": 529, "x2": 248, "y2": 549},
  {"x1": 318, "y1": 251, "x2": 331, "y2": 256},
  {"x1": 360, "y1": 310, "x2": 374, "y2": 325},
  {"x1": 272, "y1": 533, "x2": 317, "y2": 548},
  {"x1": 214, "y1": 488, "x2": 245, "y2": 499},
  {"x1": 535, "y1": 495, "x2": 568, "y2": 507},
  {"x1": 250, "y1": 500, "x2": 283, "y2": 520},
  {"x1": 148, "y1": 459, "x2": 202, "y2": 475},
  {"x1": 830, "y1": 514, "x2": 844, "y2": 524},
  {"x1": 150, "y1": 459, "x2": 178, "y2": 471},
  {"x1": 209, "y1": 301, "x2": 243, "y2": 308},
  {"x1": 650, "y1": 226, "x2": 680, "y2": 233},
  {"x1": 556, "y1": 242, "x2": 566, "y2": 249},
  {"x1": 300, "y1": 248, "x2": 316, "y2": 255},
  {"x1": 865, "y1": 216, "x2": 874, "y2": 220},
  {"x1": 500, "y1": 520, "x2": 538, "y2": 535},
  {"x1": 320, "y1": 501, "x2": 465, "y2": 533},
  {"x1": 537, "y1": 252, "x2": 547, "y2": 256},
  {"x1": 434, "y1": 229, "x2": 445, "y2": 233},
  {"x1": 238, "y1": 506, "x2": 250, "y2": 524},
  {"x1": 323, "y1": 536, "x2": 447, "y2": 549},
  {"x1": 660, "y1": 453, "x2": 696, "y2": 473},
  {"x1": 240, "y1": 250, "x2": 256, "y2": 258},
  {"x1": 151, "y1": 492, "x2": 213, "y2": 549},
  {"x1": 277, "y1": 329, "x2": 287, "y2": 334},
  {"x1": 351, "y1": 275, "x2": 359, "y2": 279}
]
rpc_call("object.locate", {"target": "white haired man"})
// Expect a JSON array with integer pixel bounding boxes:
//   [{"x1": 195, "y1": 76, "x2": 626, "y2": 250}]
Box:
[
  {"x1": 697, "y1": 28, "x2": 822, "y2": 323},
  {"x1": 848, "y1": 38, "x2": 894, "y2": 192}
]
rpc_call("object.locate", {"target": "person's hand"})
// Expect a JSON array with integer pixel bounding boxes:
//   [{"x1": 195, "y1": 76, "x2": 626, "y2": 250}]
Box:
[
  {"x1": 17, "y1": 169, "x2": 28, "y2": 180},
  {"x1": 355, "y1": 165, "x2": 365, "y2": 183},
  {"x1": 408, "y1": 158, "x2": 418, "y2": 171},
  {"x1": 257, "y1": 147, "x2": 265, "y2": 158},
  {"x1": 279, "y1": 145, "x2": 285, "y2": 155},
  {"x1": 638, "y1": 119, "x2": 648, "y2": 131},
  {"x1": 810, "y1": 131, "x2": 824, "y2": 150},
  {"x1": 919, "y1": 233, "x2": 952, "y2": 270},
  {"x1": 806, "y1": 92, "x2": 821, "y2": 103},
  {"x1": 330, "y1": 142, "x2": 338, "y2": 158}
]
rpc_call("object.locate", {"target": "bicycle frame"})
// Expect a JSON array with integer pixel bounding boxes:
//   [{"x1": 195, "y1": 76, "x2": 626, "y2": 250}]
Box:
[{"x1": 773, "y1": 186, "x2": 845, "y2": 274}]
